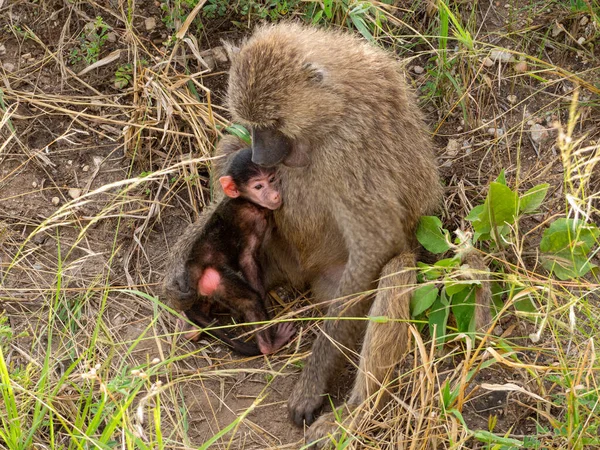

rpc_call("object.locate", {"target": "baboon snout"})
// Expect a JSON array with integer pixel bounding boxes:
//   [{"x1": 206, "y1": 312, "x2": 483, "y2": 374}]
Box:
[{"x1": 251, "y1": 126, "x2": 292, "y2": 167}]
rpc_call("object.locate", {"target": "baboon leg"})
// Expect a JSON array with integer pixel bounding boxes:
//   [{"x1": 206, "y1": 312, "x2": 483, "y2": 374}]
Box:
[
  {"x1": 288, "y1": 240, "x2": 396, "y2": 425},
  {"x1": 348, "y1": 253, "x2": 415, "y2": 407}
]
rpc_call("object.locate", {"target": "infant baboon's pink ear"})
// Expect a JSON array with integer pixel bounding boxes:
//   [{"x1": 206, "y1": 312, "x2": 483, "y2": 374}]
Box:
[{"x1": 219, "y1": 176, "x2": 240, "y2": 198}]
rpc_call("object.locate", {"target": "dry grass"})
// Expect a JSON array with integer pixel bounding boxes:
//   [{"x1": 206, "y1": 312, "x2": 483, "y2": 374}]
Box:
[{"x1": 1, "y1": 0, "x2": 599, "y2": 448}]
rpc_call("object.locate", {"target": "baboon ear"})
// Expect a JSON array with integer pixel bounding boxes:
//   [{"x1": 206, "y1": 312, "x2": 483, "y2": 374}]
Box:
[
  {"x1": 221, "y1": 40, "x2": 241, "y2": 62},
  {"x1": 219, "y1": 176, "x2": 240, "y2": 198},
  {"x1": 302, "y1": 62, "x2": 325, "y2": 83}
]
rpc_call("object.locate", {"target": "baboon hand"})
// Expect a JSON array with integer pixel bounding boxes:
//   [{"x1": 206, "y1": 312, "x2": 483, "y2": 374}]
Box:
[
  {"x1": 162, "y1": 268, "x2": 197, "y2": 311},
  {"x1": 288, "y1": 379, "x2": 325, "y2": 426}
]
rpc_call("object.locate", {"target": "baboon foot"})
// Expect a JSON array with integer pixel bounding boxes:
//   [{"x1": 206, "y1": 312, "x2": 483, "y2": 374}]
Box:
[
  {"x1": 305, "y1": 412, "x2": 341, "y2": 449},
  {"x1": 288, "y1": 380, "x2": 325, "y2": 426}
]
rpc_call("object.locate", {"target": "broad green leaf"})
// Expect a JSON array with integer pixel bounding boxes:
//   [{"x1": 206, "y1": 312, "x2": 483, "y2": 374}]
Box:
[
  {"x1": 429, "y1": 291, "x2": 450, "y2": 346},
  {"x1": 487, "y1": 182, "x2": 519, "y2": 228},
  {"x1": 416, "y1": 216, "x2": 451, "y2": 254},
  {"x1": 519, "y1": 183, "x2": 549, "y2": 213},
  {"x1": 445, "y1": 281, "x2": 471, "y2": 296},
  {"x1": 434, "y1": 257, "x2": 460, "y2": 268},
  {"x1": 541, "y1": 255, "x2": 597, "y2": 280},
  {"x1": 411, "y1": 284, "x2": 439, "y2": 318},
  {"x1": 540, "y1": 218, "x2": 600, "y2": 280},
  {"x1": 511, "y1": 287, "x2": 537, "y2": 313},
  {"x1": 417, "y1": 262, "x2": 442, "y2": 280},
  {"x1": 496, "y1": 169, "x2": 507, "y2": 185},
  {"x1": 540, "y1": 218, "x2": 599, "y2": 255},
  {"x1": 467, "y1": 182, "x2": 518, "y2": 242},
  {"x1": 465, "y1": 204, "x2": 485, "y2": 221},
  {"x1": 450, "y1": 286, "x2": 477, "y2": 333}
]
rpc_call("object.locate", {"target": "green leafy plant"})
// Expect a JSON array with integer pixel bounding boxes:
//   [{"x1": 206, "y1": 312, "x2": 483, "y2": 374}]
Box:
[
  {"x1": 413, "y1": 171, "x2": 551, "y2": 345},
  {"x1": 70, "y1": 16, "x2": 111, "y2": 65},
  {"x1": 539, "y1": 218, "x2": 599, "y2": 280},
  {"x1": 465, "y1": 170, "x2": 549, "y2": 247},
  {"x1": 114, "y1": 63, "x2": 133, "y2": 89},
  {"x1": 306, "y1": 0, "x2": 392, "y2": 42}
]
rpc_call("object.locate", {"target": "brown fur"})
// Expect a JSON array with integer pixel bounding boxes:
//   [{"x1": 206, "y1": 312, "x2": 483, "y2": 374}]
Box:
[{"x1": 223, "y1": 22, "x2": 444, "y2": 427}]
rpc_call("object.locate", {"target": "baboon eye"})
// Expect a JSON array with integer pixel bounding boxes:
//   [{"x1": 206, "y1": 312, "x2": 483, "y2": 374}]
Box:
[
  {"x1": 269, "y1": 176, "x2": 276, "y2": 183},
  {"x1": 254, "y1": 184, "x2": 263, "y2": 190}
]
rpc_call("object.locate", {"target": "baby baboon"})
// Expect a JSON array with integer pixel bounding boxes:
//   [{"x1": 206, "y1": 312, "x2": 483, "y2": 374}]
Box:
[
  {"x1": 165, "y1": 22, "x2": 490, "y2": 440},
  {"x1": 165, "y1": 147, "x2": 294, "y2": 355}
]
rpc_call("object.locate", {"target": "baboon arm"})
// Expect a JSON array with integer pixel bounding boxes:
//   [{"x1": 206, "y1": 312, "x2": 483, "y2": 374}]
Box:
[{"x1": 288, "y1": 242, "x2": 395, "y2": 425}]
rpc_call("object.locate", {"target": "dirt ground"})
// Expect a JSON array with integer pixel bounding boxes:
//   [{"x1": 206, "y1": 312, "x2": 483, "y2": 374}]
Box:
[{"x1": 1, "y1": 0, "x2": 599, "y2": 448}]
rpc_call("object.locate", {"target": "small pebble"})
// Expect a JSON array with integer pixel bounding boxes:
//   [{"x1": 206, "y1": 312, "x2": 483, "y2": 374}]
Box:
[
  {"x1": 82, "y1": 165, "x2": 90, "y2": 172},
  {"x1": 412, "y1": 65, "x2": 424, "y2": 74},
  {"x1": 51, "y1": 197, "x2": 60, "y2": 206},
  {"x1": 446, "y1": 139, "x2": 460, "y2": 156},
  {"x1": 482, "y1": 57, "x2": 494, "y2": 67},
  {"x1": 68, "y1": 188, "x2": 82, "y2": 199},
  {"x1": 489, "y1": 50, "x2": 515, "y2": 63},
  {"x1": 2, "y1": 62, "x2": 15, "y2": 72},
  {"x1": 0, "y1": 44, "x2": 6, "y2": 56},
  {"x1": 145, "y1": 17, "x2": 157, "y2": 31},
  {"x1": 580, "y1": 16, "x2": 589, "y2": 26},
  {"x1": 577, "y1": 37, "x2": 585, "y2": 45},
  {"x1": 507, "y1": 94, "x2": 517, "y2": 104},
  {"x1": 514, "y1": 61, "x2": 528, "y2": 73},
  {"x1": 106, "y1": 32, "x2": 117, "y2": 43},
  {"x1": 21, "y1": 52, "x2": 31, "y2": 60},
  {"x1": 32, "y1": 181, "x2": 38, "y2": 188},
  {"x1": 551, "y1": 23, "x2": 563, "y2": 37},
  {"x1": 530, "y1": 124, "x2": 549, "y2": 144},
  {"x1": 487, "y1": 127, "x2": 504, "y2": 138}
]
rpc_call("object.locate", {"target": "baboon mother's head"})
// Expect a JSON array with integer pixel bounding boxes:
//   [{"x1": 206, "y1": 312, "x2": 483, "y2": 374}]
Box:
[{"x1": 224, "y1": 24, "x2": 344, "y2": 168}]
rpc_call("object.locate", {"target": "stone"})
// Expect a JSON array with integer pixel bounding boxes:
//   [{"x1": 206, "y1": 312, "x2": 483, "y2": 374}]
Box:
[
  {"x1": 3, "y1": 62, "x2": 16, "y2": 72},
  {"x1": 487, "y1": 127, "x2": 504, "y2": 138},
  {"x1": 507, "y1": 94, "x2": 517, "y2": 104},
  {"x1": 51, "y1": 197, "x2": 60, "y2": 206},
  {"x1": 0, "y1": 44, "x2": 6, "y2": 56},
  {"x1": 82, "y1": 165, "x2": 90, "y2": 172},
  {"x1": 445, "y1": 139, "x2": 460, "y2": 156},
  {"x1": 412, "y1": 65, "x2": 424, "y2": 74},
  {"x1": 68, "y1": 188, "x2": 82, "y2": 199},
  {"x1": 145, "y1": 17, "x2": 157, "y2": 32},
  {"x1": 106, "y1": 32, "x2": 117, "y2": 43},
  {"x1": 489, "y1": 50, "x2": 515, "y2": 63},
  {"x1": 514, "y1": 61, "x2": 527, "y2": 72},
  {"x1": 482, "y1": 57, "x2": 494, "y2": 67},
  {"x1": 530, "y1": 124, "x2": 549, "y2": 144},
  {"x1": 551, "y1": 23, "x2": 563, "y2": 37}
]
